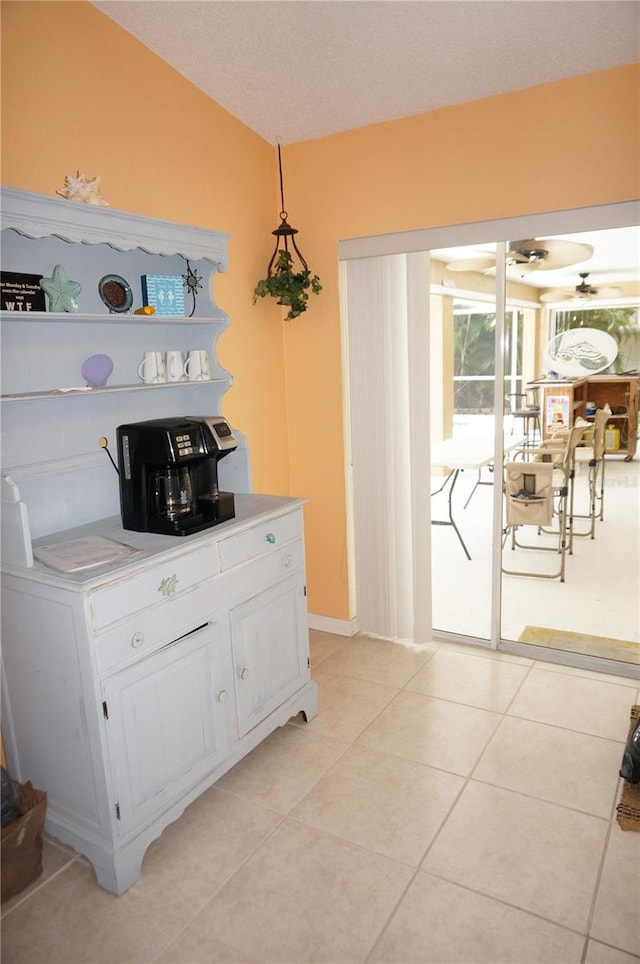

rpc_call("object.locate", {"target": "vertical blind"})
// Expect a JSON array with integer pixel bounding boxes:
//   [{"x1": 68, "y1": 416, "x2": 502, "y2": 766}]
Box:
[{"x1": 343, "y1": 253, "x2": 431, "y2": 643}]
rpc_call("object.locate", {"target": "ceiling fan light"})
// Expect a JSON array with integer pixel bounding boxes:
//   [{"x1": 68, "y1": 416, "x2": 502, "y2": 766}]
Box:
[{"x1": 509, "y1": 243, "x2": 549, "y2": 263}]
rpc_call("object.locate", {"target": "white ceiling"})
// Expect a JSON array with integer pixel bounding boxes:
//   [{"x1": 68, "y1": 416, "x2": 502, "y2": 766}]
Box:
[{"x1": 92, "y1": 0, "x2": 639, "y2": 145}]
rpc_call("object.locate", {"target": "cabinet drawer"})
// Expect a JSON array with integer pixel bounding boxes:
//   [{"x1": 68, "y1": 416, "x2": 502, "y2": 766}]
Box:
[
  {"x1": 218, "y1": 509, "x2": 303, "y2": 571},
  {"x1": 95, "y1": 579, "x2": 221, "y2": 676},
  {"x1": 90, "y1": 543, "x2": 219, "y2": 631},
  {"x1": 94, "y1": 541, "x2": 305, "y2": 676}
]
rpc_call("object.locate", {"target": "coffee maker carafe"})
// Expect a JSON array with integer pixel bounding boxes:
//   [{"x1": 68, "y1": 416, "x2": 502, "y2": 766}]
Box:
[
  {"x1": 117, "y1": 416, "x2": 237, "y2": 535},
  {"x1": 153, "y1": 464, "x2": 193, "y2": 521}
]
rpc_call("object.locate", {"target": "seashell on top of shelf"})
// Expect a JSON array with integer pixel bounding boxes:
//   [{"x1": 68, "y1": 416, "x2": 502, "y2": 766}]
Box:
[
  {"x1": 56, "y1": 171, "x2": 109, "y2": 206},
  {"x1": 81, "y1": 354, "x2": 113, "y2": 388}
]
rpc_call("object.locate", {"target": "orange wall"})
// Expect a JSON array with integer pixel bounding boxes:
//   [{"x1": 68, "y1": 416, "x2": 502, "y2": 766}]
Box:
[
  {"x1": 1, "y1": 1, "x2": 638, "y2": 622},
  {"x1": 282, "y1": 65, "x2": 639, "y2": 620}
]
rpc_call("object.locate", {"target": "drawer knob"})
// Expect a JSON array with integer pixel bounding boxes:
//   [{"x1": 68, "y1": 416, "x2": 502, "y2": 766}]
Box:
[
  {"x1": 284, "y1": 554, "x2": 295, "y2": 568},
  {"x1": 239, "y1": 667, "x2": 249, "y2": 681},
  {"x1": 130, "y1": 631, "x2": 145, "y2": 649},
  {"x1": 265, "y1": 532, "x2": 276, "y2": 544},
  {"x1": 217, "y1": 689, "x2": 228, "y2": 703},
  {"x1": 158, "y1": 574, "x2": 179, "y2": 597}
]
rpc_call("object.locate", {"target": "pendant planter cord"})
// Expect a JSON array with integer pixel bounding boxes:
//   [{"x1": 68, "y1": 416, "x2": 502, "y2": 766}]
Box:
[{"x1": 253, "y1": 145, "x2": 321, "y2": 321}]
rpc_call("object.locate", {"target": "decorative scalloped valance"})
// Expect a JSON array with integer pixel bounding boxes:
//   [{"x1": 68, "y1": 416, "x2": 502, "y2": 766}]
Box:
[{"x1": 1, "y1": 187, "x2": 229, "y2": 269}]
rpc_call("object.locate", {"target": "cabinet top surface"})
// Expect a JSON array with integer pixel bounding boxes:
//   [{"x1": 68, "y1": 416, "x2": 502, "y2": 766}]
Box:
[
  {"x1": 1, "y1": 494, "x2": 305, "y2": 590},
  {"x1": 1, "y1": 186, "x2": 229, "y2": 267},
  {"x1": 531, "y1": 374, "x2": 639, "y2": 387}
]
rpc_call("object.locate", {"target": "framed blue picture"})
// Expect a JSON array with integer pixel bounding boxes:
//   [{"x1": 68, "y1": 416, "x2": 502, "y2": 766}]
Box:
[{"x1": 141, "y1": 274, "x2": 185, "y2": 316}]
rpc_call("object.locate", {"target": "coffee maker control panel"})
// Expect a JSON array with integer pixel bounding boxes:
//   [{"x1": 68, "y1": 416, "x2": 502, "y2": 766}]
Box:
[
  {"x1": 171, "y1": 427, "x2": 203, "y2": 460},
  {"x1": 197, "y1": 416, "x2": 237, "y2": 453}
]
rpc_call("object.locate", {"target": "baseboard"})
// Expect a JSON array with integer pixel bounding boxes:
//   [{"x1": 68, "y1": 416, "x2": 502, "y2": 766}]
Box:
[{"x1": 308, "y1": 613, "x2": 359, "y2": 637}]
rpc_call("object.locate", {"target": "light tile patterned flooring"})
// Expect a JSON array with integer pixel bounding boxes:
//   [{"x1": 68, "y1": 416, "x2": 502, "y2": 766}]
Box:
[{"x1": 2, "y1": 630, "x2": 640, "y2": 963}]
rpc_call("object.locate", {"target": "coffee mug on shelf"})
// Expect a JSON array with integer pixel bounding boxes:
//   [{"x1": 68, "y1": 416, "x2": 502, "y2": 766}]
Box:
[
  {"x1": 137, "y1": 351, "x2": 166, "y2": 384},
  {"x1": 165, "y1": 350, "x2": 185, "y2": 382},
  {"x1": 184, "y1": 349, "x2": 211, "y2": 381}
]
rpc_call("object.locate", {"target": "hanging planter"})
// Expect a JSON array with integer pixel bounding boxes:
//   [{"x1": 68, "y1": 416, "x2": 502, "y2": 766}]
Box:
[
  {"x1": 254, "y1": 248, "x2": 322, "y2": 320},
  {"x1": 253, "y1": 146, "x2": 321, "y2": 321}
]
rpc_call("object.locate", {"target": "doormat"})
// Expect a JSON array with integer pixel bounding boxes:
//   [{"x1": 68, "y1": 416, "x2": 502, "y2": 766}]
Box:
[
  {"x1": 617, "y1": 705, "x2": 640, "y2": 832},
  {"x1": 518, "y1": 626, "x2": 640, "y2": 665}
]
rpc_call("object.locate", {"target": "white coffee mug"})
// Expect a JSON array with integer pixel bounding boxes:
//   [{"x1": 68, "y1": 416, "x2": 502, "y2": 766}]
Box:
[
  {"x1": 165, "y1": 350, "x2": 185, "y2": 382},
  {"x1": 137, "y1": 351, "x2": 166, "y2": 384},
  {"x1": 184, "y1": 349, "x2": 211, "y2": 381},
  {"x1": 198, "y1": 349, "x2": 211, "y2": 380}
]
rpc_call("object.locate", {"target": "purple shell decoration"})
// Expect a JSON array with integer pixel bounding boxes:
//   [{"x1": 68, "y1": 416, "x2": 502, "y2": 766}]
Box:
[{"x1": 81, "y1": 353, "x2": 113, "y2": 388}]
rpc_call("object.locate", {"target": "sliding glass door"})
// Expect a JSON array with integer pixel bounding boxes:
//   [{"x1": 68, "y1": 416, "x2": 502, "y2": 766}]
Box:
[
  {"x1": 340, "y1": 206, "x2": 639, "y2": 672},
  {"x1": 429, "y1": 292, "x2": 497, "y2": 642}
]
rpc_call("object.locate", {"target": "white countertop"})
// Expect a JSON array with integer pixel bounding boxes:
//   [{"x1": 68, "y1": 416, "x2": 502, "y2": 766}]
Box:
[{"x1": 1, "y1": 493, "x2": 305, "y2": 591}]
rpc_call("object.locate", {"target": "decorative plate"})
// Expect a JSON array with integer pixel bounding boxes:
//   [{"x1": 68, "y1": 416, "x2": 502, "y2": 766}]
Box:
[
  {"x1": 543, "y1": 328, "x2": 619, "y2": 378},
  {"x1": 98, "y1": 274, "x2": 132, "y2": 313}
]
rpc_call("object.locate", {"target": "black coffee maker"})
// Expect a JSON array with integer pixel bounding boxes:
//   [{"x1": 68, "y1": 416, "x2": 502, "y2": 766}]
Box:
[{"x1": 117, "y1": 416, "x2": 237, "y2": 535}]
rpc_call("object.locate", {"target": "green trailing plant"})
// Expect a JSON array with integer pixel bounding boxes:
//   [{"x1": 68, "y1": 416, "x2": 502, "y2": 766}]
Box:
[{"x1": 253, "y1": 250, "x2": 322, "y2": 321}]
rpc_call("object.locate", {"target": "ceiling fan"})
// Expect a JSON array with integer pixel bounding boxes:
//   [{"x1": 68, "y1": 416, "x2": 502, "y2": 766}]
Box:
[
  {"x1": 446, "y1": 238, "x2": 594, "y2": 273},
  {"x1": 539, "y1": 272, "x2": 623, "y2": 304}
]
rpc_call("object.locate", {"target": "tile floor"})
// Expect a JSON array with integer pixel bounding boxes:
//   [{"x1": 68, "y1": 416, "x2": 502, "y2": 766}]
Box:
[{"x1": 2, "y1": 630, "x2": 640, "y2": 964}]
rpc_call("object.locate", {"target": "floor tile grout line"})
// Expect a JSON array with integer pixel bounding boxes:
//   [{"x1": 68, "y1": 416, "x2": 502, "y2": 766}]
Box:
[
  {"x1": 470, "y1": 772, "x2": 618, "y2": 822},
  {"x1": 406, "y1": 653, "x2": 622, "y2": 949},
  {"x1": 580, "y1": 772, "x2": 633, "y2": 963},
  {"x1": 363, "y1": 862, "x2": 424, "y2": 964},
  {"x1": 415, "y1": 864, "x2": 594, "y2": 940},
  {"x1": 147, "y1": 799, "x2": 293, "y2": 964},
  {"x1": 0, "y1": 852, "x2": 84, "y2": 920},
  {"x1": 413, "y1": 660, "x2": 536, "y2": 894}
]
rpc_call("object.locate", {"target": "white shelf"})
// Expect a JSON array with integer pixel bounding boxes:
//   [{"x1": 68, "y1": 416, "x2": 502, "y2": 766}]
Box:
[
  {"x1": 0, "y1": 187, "x2": 229, "y2": 268},
  {"x1": 1, "y1": 378, "x2": 228, "y2": 402},
  {"x1": 1, "y1": 311, "x2": 226, "y2": 327},
  {"x1": 0, "y1": 185, "x2": 243, "y2": 543}
]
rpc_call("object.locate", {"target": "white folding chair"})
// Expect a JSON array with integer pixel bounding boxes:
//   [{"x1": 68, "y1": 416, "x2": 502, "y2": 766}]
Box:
[
  {"x1": 570, "y1": 408, "x2": 607, "y2": 547},
  {"x1": 502, "y1": 423, "x2": 585, "y2": 582}
]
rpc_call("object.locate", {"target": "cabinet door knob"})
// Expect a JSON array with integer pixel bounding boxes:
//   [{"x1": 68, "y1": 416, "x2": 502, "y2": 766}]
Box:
[
  {"x1": 130, "y1": 631, "x2": 145, "y2": 649},
  {"x1": 158, "y1": 574, "x2": 179, "y2": 597},
  {"x1": 239, "y1": 667, "x2": 249, "y2": 681},
  {"x1": 284, "y1": 554, "x2": 295, "y2": 568},
  {"x1": 265, "y1": 532, "x2": 276, "y2": 544},
  {"x1": 217, "y1": 689, "x2": 228, "y2": 703}
]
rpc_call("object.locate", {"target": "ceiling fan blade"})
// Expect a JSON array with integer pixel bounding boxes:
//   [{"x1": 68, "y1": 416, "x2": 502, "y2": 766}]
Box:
[
  {"x1": 540, "y1": 283, "x2": 623, "y2": 304},
  {"x1": 593, "y1": 285, "x2": 623, "y2": 298},
  {"x1": 539, "y1": 289, "x2": 571, "y2": 303},
  {"x1": 509, "y1": 239, "x2": 594, "y2": 270},
  {"x1": 446, "y1": 256, "x2": 496, "y2": 272}
]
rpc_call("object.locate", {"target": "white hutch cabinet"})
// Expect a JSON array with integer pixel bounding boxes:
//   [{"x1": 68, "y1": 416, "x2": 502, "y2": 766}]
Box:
[{"x1": 0, "y1": 188, "x2": 317, "y2": 895}]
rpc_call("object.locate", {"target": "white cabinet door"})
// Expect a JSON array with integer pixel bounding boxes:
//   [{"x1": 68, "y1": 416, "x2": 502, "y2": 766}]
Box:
[
  {"x1": 102, "y1": 618, "x2": 232, "y2": 834},
  {"x1": 230, "y1": 574, "x2": 309, "y2": 737}
]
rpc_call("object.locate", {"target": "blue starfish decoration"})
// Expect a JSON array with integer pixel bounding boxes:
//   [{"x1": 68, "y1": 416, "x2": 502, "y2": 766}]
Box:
[{"x1": 40, "y1": 264, "x2": 82, "y2": 312}]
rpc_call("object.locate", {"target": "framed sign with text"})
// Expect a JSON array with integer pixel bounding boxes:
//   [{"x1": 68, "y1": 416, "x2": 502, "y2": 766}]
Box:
[{"x1": 1, "y1": 272, "x2": 47, "y2": 312}]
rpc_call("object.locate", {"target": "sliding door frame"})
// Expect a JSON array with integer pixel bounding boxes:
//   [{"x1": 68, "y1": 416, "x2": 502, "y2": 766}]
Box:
[{"x1": 339, "y1": 201, "x2": 639, "y2": 677}]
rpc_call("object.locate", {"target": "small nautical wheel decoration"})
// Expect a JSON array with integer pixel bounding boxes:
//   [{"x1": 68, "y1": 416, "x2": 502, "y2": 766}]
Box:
[{"x1": 181, "y1": 260, "x2": 202, "y2": 318}]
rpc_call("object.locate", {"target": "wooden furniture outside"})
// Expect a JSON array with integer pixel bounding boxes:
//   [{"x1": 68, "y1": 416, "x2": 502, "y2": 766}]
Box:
[
  {"x1": 580, "y1": 375, "x2": 639, "y2": 460},
  {"x1": 533, "y1": 375, "x2": 638, "y2": 459}
]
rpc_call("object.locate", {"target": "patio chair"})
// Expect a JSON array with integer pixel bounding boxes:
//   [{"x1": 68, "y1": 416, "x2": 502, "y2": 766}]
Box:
[
  {"x1": 502, "y1": 422, "x2": 585, "y2": 582},
  {"x1": 505, "y1": 388, "x2": 541, "y2": 449},
  {"x1": 570, "y1": 407, "x2": 607, "y2": 547}
]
